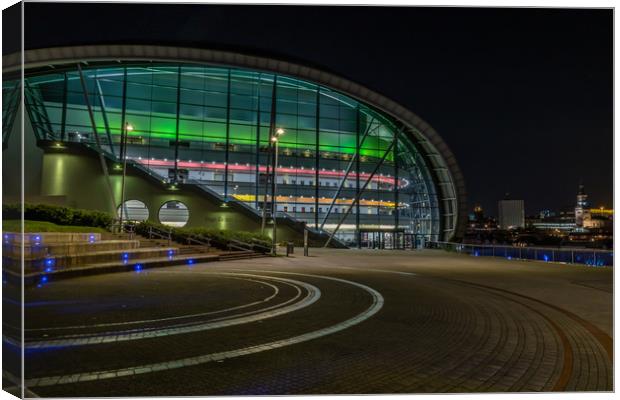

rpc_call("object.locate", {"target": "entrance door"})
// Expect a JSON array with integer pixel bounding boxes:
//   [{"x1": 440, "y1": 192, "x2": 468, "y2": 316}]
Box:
[{"x1": 360, "y1": 231, "x2": 405, "y2": 249}]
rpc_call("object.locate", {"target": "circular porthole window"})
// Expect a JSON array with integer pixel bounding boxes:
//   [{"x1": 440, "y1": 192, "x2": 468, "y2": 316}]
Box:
[
  {"x1": 117, "y1": 200, "x2": 149, "y2": 222},
  {"x1": 158, "y1": 201, "x2": 190, "y2": 227}
]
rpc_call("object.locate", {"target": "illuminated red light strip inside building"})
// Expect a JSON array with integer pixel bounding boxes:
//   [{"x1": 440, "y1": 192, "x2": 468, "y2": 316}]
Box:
[{"x1": 134, "y1": 158, "x2": 401, "y2": 186}]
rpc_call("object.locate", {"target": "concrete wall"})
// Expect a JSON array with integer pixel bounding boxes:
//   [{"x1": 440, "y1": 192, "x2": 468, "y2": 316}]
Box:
[
  {"x1": 33, "y1": 150, "x2": 298, "y2": 240},
  {"x1": 3, "y1": 104, "x2": 46, "y2": 203}
]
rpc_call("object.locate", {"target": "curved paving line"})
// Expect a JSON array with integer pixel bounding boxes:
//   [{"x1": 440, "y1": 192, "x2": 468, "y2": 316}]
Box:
[
  {"x1": 445, "y1": 279, "x2": 611, "y2": 391},
  {"x1": 308, "y1": 264, "x2": 610, "y2": 391},
  {"x1": 24, "y1": 276, "x2": 281, "y2": 332},
  {"x1": 19, "y1": 274, "x2": 320, "y2": 349},
  {"x1": 25, "y1": 272, "x2": 384, "y2": 388},
  {"x1": 448, "y1": 279, "x2": 613, "y2": 360},
  {"x1": 311, "y1": 264, "x2": 611, "y2": 361}
]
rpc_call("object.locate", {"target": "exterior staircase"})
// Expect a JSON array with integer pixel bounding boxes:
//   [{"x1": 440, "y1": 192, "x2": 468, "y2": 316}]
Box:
[
  {"x1": 2, "y1": 230, "x2": 267, "y2": 285},
  {"x1": 52, "y1": 141, "x2": 349, "y2": 248}
]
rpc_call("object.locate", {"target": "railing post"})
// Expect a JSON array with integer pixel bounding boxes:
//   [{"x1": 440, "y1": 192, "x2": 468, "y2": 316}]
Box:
[
  {"x1": 593, "y1": 252, "x2": 597, "y2": 266},
  {"x1": 571, "y1": 250, "x2": 574, "y2": 264},
  {"x1": 552, "y1": 249, "x2": 555, "y2": 262},
  {"x1": 304, "y1": 228, "x2": 309, "y2": 257}
]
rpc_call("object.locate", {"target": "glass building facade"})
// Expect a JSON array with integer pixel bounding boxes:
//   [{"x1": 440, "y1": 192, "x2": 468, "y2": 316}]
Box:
[{"x1": 8, "y1": 61, "x2": 458, "y2": 247}]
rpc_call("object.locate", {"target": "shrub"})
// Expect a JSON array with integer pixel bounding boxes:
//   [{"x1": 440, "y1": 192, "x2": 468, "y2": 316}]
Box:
[
  {"x1": 2, "y1": 203, "x2": 114, "y2": 229},
  {"x1": 134, "y1": 221, "x2": 271, "y2": 251}
]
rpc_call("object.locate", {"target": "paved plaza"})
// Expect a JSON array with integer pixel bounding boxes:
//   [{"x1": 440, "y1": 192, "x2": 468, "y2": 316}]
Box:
[{"x1": 6, "y1": 249, "x2": 614, "y2": 396}]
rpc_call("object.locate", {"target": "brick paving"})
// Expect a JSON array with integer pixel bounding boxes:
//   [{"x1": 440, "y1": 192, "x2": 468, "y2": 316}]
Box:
[{"x1": 6, "y1": 248, "x2": 612, "y2": 396}]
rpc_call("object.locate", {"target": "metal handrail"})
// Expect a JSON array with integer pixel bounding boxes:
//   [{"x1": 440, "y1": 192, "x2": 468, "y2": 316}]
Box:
[
  {"x1": 226, "y1": 237, "x2": 270, "y2": 253},
  {"x1": 108, "y1": 222, "x2": 136, "y2": 239},
  {"x1": 431, "y1": 241, "x2": 613, "y2": 253},
  {"x1": 184, "y1": 234, "x2": 211, "y2": 248},
  {"x1": 147, "y1": 225, "x2": 172, "y2": 245},
  {"x1": 428, "y1": 241, "x2": 613, "y2": 267}
]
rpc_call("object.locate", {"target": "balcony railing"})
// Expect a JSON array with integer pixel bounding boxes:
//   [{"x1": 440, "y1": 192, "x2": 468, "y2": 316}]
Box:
[{"x1": 427, "y1": 241, "x2": 613, "y2": 267}]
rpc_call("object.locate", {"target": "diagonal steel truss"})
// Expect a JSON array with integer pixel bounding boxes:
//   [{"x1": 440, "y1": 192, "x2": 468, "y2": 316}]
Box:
[
  {"x1": 319, "y1": 114, "x2": 379, "y2": 230},
  {"x1": 323, "y1": 132, "x2": 399, "y2": 248},
  {"x1": 76, "y1": 63, "x2": 117, "y2": 215}
]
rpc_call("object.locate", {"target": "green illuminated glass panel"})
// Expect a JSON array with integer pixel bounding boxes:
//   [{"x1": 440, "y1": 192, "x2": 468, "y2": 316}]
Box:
[{"x1": 20, "y1": 62, "x2": 442, "y2": 242}]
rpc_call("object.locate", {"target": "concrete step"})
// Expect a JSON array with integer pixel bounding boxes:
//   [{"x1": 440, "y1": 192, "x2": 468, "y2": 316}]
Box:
[
  {"x1": 10, "y1": 251, "x2": 267, "y2": 285},
  {"x1": 3, "y1": 252, "x2": 265, "y2": 285},
  {"x1": 218, "y1": 251, "x2": 267, "y2": 260},
  {"x1": 16, "y1": 253, "x2": 220, "y2": 285},
  {"x1": 5, "y1": 246, "x2": 180, "y2": 274},
  {"x1": 4, "y1": 232, "x2": 102, "y2": 245},
  {"x1": 4, "y1": 239, "x2": 140, "y2": 258},
  {"x1": 177, "y1": 245, "x2": 213, "y2": 255}
]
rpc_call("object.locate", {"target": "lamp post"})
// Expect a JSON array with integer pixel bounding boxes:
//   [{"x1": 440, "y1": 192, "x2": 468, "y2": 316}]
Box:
[
  {"x1": 118, "y1": 122, "x2": 134, "y2": 233},
  {"x1": 271, "y1": 128, "x2": 285, "y2": 255}
]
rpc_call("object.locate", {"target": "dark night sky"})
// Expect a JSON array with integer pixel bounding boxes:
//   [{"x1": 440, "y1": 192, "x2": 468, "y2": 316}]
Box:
[{"x1": 12, "y1": 3, "x2": 613, "y2": 217}]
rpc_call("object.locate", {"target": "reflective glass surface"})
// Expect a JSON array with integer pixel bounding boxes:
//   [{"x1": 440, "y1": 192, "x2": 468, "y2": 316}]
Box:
[{"x1": 18, "y1": 63, "x2": 444, "y2": 244}]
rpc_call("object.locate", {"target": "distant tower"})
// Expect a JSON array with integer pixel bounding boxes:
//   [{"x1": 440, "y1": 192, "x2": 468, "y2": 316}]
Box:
[
  {"x1": 575, "y1": 184, "x2": 589, "y2": 228},
  {"x1": 474, "y1": 205, "x2": 484, "y2": 221}
]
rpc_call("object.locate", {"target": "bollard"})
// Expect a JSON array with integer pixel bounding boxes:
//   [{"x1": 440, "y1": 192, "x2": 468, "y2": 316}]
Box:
[
  {"x1": 303, "y1": 229, "x2": 309, "y2": 256},
  {"x1": 286, "y1": 242, "x2": 294, "y2": 257}
]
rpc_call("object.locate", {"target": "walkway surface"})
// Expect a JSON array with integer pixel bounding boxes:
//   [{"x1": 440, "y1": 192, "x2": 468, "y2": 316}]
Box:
[{"x1": 5, "y1": 248, "x2": 613, "y2": 396}]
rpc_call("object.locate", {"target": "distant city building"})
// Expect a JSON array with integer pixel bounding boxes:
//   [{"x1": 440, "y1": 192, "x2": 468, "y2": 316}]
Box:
[
  {"x1": 571, "y1": 184, "x2": 613, "y2": 231},
  {"x1": 473, "y1": 205, "x2": 484, "y2": 221},
  {"x1": 539, "y1": 209, "x2": 556, "y2": 219},
  {"x1": 467, "y1": 185, "x2": 611, "y2": 248},
  {"x1": 530, "y1": 208, "x2": 574, "y2": 231},
  {"x1": 498, "y1": 199, "x2": 525, "y2": 229},
  {"x1": 583, "y1": 207, "x2": 613, "y2": 230},
  {"x1": 531, "y1": 221, "x2": 576, "y2": 231},
  {"x1": 574, "y1": 184, "x2": 589, "y2": 230},
  {"x1": 467, "y1": 205, "x2": 497, "y2": 231}
]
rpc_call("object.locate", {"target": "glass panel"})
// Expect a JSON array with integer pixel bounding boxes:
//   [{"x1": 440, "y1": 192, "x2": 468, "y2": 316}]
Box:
[{"x1": 21, "y1": 63, "x2": 441, "y2": 243}]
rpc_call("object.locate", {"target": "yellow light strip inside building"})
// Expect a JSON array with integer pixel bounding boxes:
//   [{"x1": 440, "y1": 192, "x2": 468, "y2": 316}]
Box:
[{"x1": 232, "y1": 194, "x2": 398, "y2": 208}]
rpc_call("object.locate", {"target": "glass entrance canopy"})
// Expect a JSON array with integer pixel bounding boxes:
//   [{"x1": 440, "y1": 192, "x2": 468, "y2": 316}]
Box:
[{"x1": 12, "y1": 63, "x2": 446, "y2": 245}]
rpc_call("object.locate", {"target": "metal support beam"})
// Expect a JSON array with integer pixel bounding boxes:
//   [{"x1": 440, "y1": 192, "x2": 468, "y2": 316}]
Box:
[
  {"x1": 60, "y1": 73, "x2": 67, "y2": 141},
  {"x1": 95, "y1": 76, "x2": 115, "y2": 158},
  {"x1": 118, "y1": 67, "x2": 129, "y2": 229},
  {"x1": 324, "y1": 136, "x2": 397, "y2": 248},
  {"x1": 2, "y1": 80, "x2": 21, "y2": 146},
  {"x1": 254, "y1": 73, "x2": 262, "y2": 209},
  {"x1": 261, "y1": 75, "x2": 277, "y2": 234},
  {"x1": 356, "y1": 108, "x2": 361, "y2": 248},
  {"x1": 173, "y1": 66, "x2": 182, "y2": 183},
  {"x1": 314, "y1": 86, "x2": 320, "y2": 229},
  {"x1": 224, "y1": 69, "x2": 232, "y2": 199},
  {"x1": 24, "y1": 81, "x2": 54, "y2": 140},
  {"x1": 119, "y1": 67, "x2": 128, "y2": 164},
  {"x1": 76, "y1": 63, "x2": 117, "y2": 215},
  {"x1": 394, "y1": 129, "x2": 400, "y2": 246}
]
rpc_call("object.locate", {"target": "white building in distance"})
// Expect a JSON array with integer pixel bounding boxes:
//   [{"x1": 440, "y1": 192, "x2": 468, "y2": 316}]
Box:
[{"x1": 498, "y1": 199, "x2": 525, "y2": 229}]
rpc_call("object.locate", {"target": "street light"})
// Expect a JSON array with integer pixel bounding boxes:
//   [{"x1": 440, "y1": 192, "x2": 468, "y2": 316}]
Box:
[
  {"x1": 118, "y1": 121, "x2": 133, "y2": 233},
  {"x1": 271, "y1": 128, "x2": 285, "y2": 255}
]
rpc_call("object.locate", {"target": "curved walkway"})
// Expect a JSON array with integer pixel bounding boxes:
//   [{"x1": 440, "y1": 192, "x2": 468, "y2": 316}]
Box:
[{"x1": 8, "y1": 248, "x2": 612, "y2": 396}]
